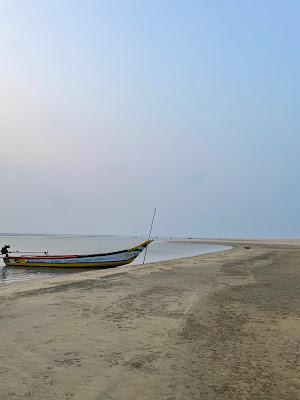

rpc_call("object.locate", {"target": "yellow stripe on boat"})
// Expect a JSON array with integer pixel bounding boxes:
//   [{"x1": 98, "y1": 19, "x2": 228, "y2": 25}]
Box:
[{"x1": 6, "y1": 258, "x2": 136, "y2": 268}]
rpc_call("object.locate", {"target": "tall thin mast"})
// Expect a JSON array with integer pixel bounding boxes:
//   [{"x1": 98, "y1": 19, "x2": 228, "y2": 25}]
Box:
[{"x1": 142, "y1": 207, "x2": 156, "y2": 264}]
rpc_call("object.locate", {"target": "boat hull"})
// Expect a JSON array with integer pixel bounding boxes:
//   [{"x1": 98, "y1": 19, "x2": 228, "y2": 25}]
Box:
[{"x1": 3, "y1": 240, "x2": 152, "y2": 269}]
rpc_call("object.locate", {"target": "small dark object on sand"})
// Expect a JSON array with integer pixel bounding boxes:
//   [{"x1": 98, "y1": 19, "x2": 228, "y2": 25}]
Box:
[{"x1": 245, "y1": 246, "x2": 251, "y2": 249}]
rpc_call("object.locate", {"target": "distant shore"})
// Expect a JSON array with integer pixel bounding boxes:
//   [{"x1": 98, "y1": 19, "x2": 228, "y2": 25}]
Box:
[{"x1": 1, "y1": 239, "x2": 299, "y2": 399}]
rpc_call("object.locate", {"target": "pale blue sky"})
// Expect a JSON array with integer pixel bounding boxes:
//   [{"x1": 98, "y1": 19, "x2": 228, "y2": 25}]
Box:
[{"x1": 0, "y1": 0, "x2": 299, "y2": 238}]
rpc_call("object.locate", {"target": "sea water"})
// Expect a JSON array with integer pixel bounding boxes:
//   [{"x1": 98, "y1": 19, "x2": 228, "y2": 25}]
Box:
[{"x1": 0, "y1": 235, "x2": 230, "y2": 283}]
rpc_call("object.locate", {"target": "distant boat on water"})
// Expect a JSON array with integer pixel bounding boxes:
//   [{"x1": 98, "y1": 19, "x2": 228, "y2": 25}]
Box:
[{"x1": 1, "y1": 240, "x2": 152, "y2": 268}]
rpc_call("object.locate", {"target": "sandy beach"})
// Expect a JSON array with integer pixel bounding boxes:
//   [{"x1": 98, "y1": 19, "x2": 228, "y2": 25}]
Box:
[{"x1": 0, "y1": 240, "x2": 299, "y2": 400}]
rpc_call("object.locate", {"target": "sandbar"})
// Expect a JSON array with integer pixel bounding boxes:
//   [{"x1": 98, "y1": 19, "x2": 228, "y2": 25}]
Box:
[{"x1": 0, "y1": 240, "x2": 299, "y2": 399}]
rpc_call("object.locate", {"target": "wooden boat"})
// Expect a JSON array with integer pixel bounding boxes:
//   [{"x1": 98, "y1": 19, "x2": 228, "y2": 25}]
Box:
[{"x1": 2, "y1": 240, "x2": 153, "y2": 268}]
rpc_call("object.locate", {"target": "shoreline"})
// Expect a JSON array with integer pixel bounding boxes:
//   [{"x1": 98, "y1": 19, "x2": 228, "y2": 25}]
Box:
[
  {"x1": 1, "y1": 240, "x2": 299, "y2": 399},
  {"x1": 0, "y1": 241, "x2": 232, "y2": 293}
]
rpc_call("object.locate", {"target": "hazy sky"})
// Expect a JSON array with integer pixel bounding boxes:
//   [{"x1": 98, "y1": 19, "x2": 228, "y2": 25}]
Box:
[{"x1": 0, "y1": 0, "x2": 299, "y2": 238}]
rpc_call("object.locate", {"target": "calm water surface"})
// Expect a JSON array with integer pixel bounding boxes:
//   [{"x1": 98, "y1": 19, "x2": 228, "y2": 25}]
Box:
[{"x1": 0, "y1": 235, "x2": 230, "y2": 283}]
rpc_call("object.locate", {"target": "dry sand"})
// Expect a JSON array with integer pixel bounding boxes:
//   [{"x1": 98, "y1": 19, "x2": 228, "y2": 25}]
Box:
[{"x1": 0, "y1": 240, "x2": 299, "y2": 400}]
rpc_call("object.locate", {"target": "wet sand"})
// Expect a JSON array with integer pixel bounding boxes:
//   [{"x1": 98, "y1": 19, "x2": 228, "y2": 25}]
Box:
[{"x1": 0, "y1": 240, "x2": 299, "y2": 399}]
